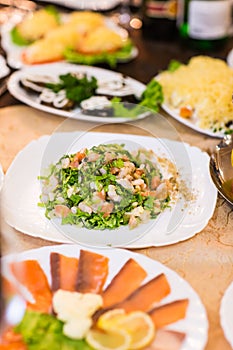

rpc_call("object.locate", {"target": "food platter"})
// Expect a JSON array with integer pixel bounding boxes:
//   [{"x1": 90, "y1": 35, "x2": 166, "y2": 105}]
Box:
[
  {"x1": 156, "y1": 56, "x2": 233, "y2": 138},
  {"x1": 7, "y1": 63, "x2": 147, "y2": 123},
  {"x1": 1, "y1": 131, "x2": 218, "y2": 248},
  {"x1": 1, "y1": 244, "x2": 209, "y2": 350},
  {"x1": 1, "y1": 14, "x2": 138, "y2": 69},
  {"x1": 220, "y1": 281, "x2": 233, "y2": 348}
]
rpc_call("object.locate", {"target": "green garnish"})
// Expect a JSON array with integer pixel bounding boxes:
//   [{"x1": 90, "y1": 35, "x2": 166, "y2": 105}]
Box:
[
  {"x1": 15, "y1": 310, "x2": 92, "y2": 350},
  {"x1": 110, "y1": 79, "x2": 164, "y2": 117},
  {"x1": 10, "y1": 27, "x2": 33, "y2": 46},
  {"x1": 167, "y1": 59, "x2": 182, "y2": 72},
  {"x1": 45, "y1": 73, "x2": 98, "y2": 104},
  {"x1": 44, "y1": 5, "x2": 61, "y2": 23},
  {"x1": 64, "y1": 40, "x2": 134, "y2": 68},
  {"x1": 139, "y1": 79, "x2": 164, "y2": 112}
]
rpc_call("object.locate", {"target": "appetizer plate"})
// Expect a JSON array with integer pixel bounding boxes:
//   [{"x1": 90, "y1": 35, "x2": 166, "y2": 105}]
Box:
[
  {"x1": 220, "y1": 281, "x2": 233, "y2": 348},
  {"x1": 161, "y1": 103, "x2": 224, "y2": 139},
  {"x1": 1, "y1": 244, "x2": 208, "y2": 350},
  {"x1": 7, "y1": 62, "x2": 147, "y2": 123},
  {"x1": 1, "y1": 16, "x2": 138, "y2": 70},
  {"x1": 1, "y1": 131, "x2": 217, "y2": 248}
]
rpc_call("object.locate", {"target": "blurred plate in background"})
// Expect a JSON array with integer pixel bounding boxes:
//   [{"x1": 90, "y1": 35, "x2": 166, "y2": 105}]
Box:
[{"x1": 39, "y1": 0, "x2": 121, "y2": 11}]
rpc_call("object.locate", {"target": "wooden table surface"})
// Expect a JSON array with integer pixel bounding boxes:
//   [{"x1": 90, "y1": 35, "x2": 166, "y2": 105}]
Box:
[{"x1": 0, "y1": 12, "x2": 233, "y2": 350}]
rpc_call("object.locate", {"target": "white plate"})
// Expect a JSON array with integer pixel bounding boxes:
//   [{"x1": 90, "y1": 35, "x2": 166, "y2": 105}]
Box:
[
  {"x1": 220, "y1": 281, "x2": 233, "y2": 348},
  {"x1": 40, "y1": 0, "x2": 121, "y2": 11},
  {"x1": 7, "y1": 62, "x2": 147, "y2": 123},
  {"x1": 1, "y1": 16, "x2": 138, "y2": 70},
  {"x1": 161, "y1": 103, "x2": 225, "y2": 139},
  {"x1": 1, "y1": 243, "x2": 208, "y2": 350},
  {"x1": 1, "y1": 131, "x2": 217, "y2": 248},
  {"x1": 0, "y1": 162, "x2": 4, "y2": 192},
  {"x1": 0, "y1": 55, "x2": 10, "y2": 79}
]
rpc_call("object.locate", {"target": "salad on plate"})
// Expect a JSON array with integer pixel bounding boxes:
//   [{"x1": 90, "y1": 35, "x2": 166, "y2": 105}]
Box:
[{"x1": 39, "y1": 143, "x2": 178, "y2": 231}]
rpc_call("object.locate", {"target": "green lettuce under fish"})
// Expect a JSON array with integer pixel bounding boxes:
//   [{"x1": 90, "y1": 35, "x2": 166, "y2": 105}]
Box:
[{"x1": 15, "y1": 310, "x2": 93, "y2": 350}]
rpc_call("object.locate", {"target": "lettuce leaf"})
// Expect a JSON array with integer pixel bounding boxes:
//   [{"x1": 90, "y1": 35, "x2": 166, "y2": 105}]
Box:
[
  {"x1": 10, "y1": 27, "x2": 33, "y2": 46},
  {"x1": 15, "y1": 310, "x2": 93, "y2": 350},
  {"x1": 64, "y1": 40, "x2": 134, "y2": 68}
]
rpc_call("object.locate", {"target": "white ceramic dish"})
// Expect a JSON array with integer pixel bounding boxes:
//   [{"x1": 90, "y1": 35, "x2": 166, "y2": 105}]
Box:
[
  {"x1": 40, "y1": 0, "x2": 121, "y2": 11},
  {"x1": 161, "y1": 103, "x2": 225, "y2": 139},
  {"x1": 1, "y1": 243, "x2": 208, "y2": 350},
  {"x1": 7, "y1": 62, "x2": 147, "y2": 123},
  {"x1": 1, "y1": 17, "x2": 138, "y2": 70},
  {"x1": 220, "y1": 281, "x2": 233, "y2": 348},
  {"x1": 0, "y1": 162, "x2": 4, "y2": 192},
  {"x1": 1, "y1": 131, "x2": 217, "y2": 248}
]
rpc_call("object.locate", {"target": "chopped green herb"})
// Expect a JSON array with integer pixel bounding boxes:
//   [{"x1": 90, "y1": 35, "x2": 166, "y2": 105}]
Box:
[{"x1": 45, "y1": 73, "x2": 98, "y2": 104}]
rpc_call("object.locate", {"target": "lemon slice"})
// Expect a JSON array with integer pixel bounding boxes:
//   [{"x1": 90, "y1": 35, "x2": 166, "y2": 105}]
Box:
[
  {"x1": 231, "y1": 149, "x2": 233, "y2": 167},
  {"x1": 86, "y1": 328, "x2": 131, "y2": 350},
  {"x1": 97, "y1": 309, "x2": 126, "y2": 330},
  {"x1": 97, "y1": 310, "x2": 155, "y2": 349}
]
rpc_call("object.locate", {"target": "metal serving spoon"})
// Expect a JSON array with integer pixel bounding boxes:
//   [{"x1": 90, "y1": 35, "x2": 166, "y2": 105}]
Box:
[{"x1": 210, "y1": 134, "x2": 233, "y2": 205}]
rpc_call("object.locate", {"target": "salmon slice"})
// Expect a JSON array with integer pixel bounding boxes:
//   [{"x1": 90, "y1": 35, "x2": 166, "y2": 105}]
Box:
[
  {"x1": 145, "y1": 329, "x2": 186, "y2": 350},
  {"x1": 148, "y1": 299, "x2": 189, "y2": 328},
  {"x1": 112, "y1": 273, "x2": 171, "y2": 313},
  {"x1": 50, "y1": 252, "x2": 79, "y2": 292},
  {"x1": 10, "y1": 260, "x2": 52, "y2": 313},
  {"x1": 76, "y1": 250, "x2": 109, "y2": 294},
  {"x1": 1, "y1": 277, "x2": 18, "y2": 298},
  {"x1": 0, "y1": 327, "x2": 27, "y2": 350},
  {"x1": 102, "y1": 258, "x2": 147, "y2": 308}
]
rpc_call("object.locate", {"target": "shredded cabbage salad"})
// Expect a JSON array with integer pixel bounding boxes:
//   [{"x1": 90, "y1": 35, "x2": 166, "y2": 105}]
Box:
[{"x1": 39, "y1": 143, "x2": 173, "y2": 230}]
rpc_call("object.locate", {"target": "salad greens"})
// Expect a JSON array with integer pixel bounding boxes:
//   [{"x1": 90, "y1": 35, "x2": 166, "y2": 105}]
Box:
[
  {"x1": 39, "y1": 143, "x2": 171, "y2": 230},
  {"x1": 15, "y1": 310, "x2": 92, "y2": 350},
  {"x1": 64, "y1": 40, "x2": 134, "y2": 68},
  {"x1": 139, "y1": 79, "x2": 164, "y2": 112},
  {"x1": 110, "y1": 79, "x2": 164, "y2": 116}
]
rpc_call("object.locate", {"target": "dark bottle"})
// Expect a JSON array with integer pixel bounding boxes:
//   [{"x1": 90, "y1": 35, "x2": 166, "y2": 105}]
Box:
[
  {"x1": 142, "y1": 0, "x2": 178, "y2": 40},
  {"x1": 177, "y1": 0, "x2": 232, "y2": 50}
]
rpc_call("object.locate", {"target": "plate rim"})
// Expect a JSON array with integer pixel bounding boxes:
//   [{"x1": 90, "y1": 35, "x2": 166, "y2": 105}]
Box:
[
  {"x1": 2, "y1": 131, "x2": 218, "y2": 248},
  {"x1": 7, "y1": 62, "x2": 148, "y2": 124},
  {"x1": 161, "y1": 103, "x2": 224, "y2": 139},
  {"x1": 1, "y1": 242, "x2": 209, "y2": 350},
  {"x1": 220, "y1": 280, "x2": 233, "y2": 348}
]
